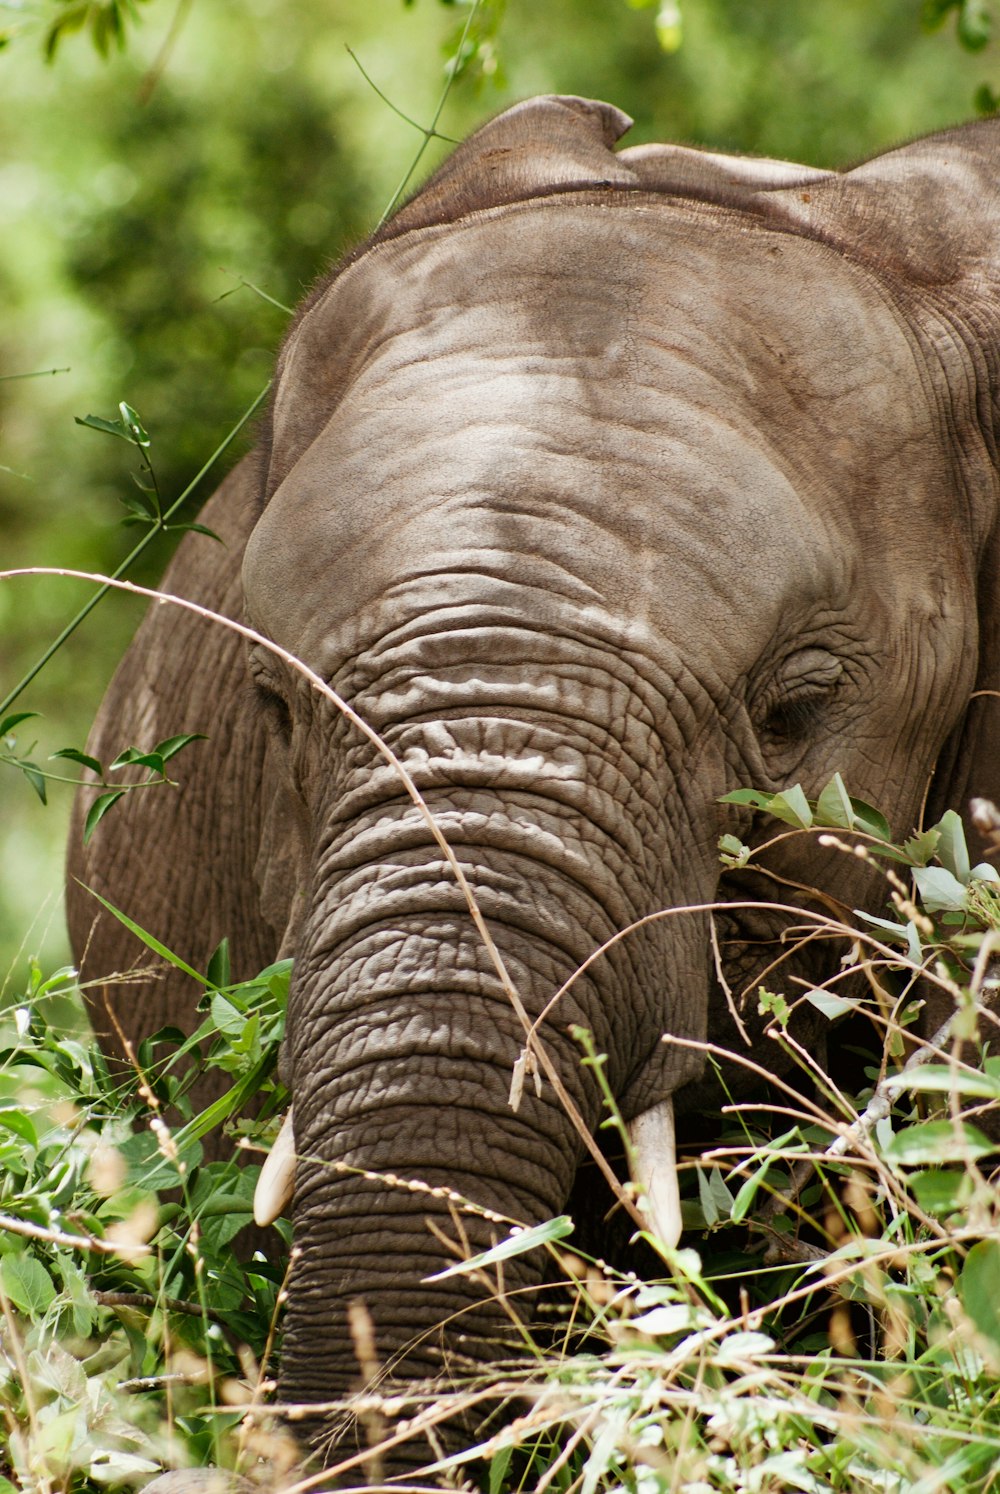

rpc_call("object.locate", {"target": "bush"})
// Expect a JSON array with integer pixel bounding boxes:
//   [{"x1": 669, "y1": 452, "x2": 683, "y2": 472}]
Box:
[{"x1": 2, "y1": 781, "x2": 999, "y2": 1491}]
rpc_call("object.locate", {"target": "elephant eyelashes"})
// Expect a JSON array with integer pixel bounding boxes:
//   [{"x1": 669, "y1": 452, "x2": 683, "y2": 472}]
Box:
[
  {"x1": 255, "y1": 683, "x2": 293, "y2": 741},
  {"x1": 761, "y1": 692, "x2": 825, "y2": 743},
  {"x1": 758, "y1": 650, "x2": 844, "y2": 749}
]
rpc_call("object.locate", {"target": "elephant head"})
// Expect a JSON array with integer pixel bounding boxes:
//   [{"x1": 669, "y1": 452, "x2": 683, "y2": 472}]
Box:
[{"x1": 69, "y1": 96, "x2": 1000, "y2": 1471}]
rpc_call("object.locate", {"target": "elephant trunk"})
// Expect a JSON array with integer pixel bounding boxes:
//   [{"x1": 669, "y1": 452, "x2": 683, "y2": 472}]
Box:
[
  {"x1": 264, "y1": 666, "x2": 717, "y2": 1463},
  {"x1": 275, "y1": 913, "x2": 605, "y2": 1468}
]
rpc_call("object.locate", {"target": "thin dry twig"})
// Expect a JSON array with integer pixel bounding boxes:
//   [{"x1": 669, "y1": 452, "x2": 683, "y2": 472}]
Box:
[
  {"x1": 0, "y1": 1210, "x2": 150, "y2": 1257},
  {"x1": 824, "y1": 1006, "x2": 967, "y2": 1164},
  {"x1": 92, "y1": 1289, "x2": 227, "y2": 1324},
  {"x1": 709, "y1": 912, "x2": 751, "y2": 1045}
]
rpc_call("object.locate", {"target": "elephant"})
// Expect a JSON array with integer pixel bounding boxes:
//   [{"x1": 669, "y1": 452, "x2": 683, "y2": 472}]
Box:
[{"x1": 67, "y1": 94, "x2": 1000, "y2": 1472}]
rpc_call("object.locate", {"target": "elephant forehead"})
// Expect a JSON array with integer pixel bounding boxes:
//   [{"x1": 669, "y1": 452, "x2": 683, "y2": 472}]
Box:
[{"x1": 244, "y1": 197, "x2": 952, "y2": 666}]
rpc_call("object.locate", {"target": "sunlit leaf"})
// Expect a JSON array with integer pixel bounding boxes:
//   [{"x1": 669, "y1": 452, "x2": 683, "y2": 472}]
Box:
[
  {"x1": 153, "y1": 732, "x2": 207, "y2": 762},
  {"x1": 804, "y1": 988, "x2": 862, "y2": 1020},
  {"x1": 883, "y1": 1064, "x2": 1000, "y2": 1099},
  {"x1": 51, "y1": 746, "x2": 102, "y2": 774},
  {"x1": 883, "y1": 1119, "x2": 996, "y2": 1165},
  {"x1": 912, "y1": 865, "x2": 968, "y2": 912},
  {"x1": 0, "y1": 711, "x2": 39, "y2": 738},
  {"x1": 118, "y1": 400, "x2": 150, "y2": 445},
  {"x1": 961, "y1": 1240, "x2": 1000, "y2": 1352},
  {"x1": 815, "y1": 772, "x2": 853, "y2": 829},
  {"x1": 910, "y1": 1168, "x2": 975, "y2": 1216},
  {"x1": 902, "y1": 827, "x2": 941, "y2": 866},
  {"x1": 83, "y1": 789, "x2": 126, "y2": 842},
  {"x1": 935, "y1": 809, "x2": 971, "y2": 882},
  {"x1": 424, "y1": 1216, "x2": 573, "y2": 1280},
  {"x1": 1, "y1": 1252, "x2": 56, "y2": 1315}
]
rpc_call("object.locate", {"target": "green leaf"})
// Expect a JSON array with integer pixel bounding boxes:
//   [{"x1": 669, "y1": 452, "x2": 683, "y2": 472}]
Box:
[
  {"x1": 720, "y1": 787, "x2": 773, "y2": 809},
  {"x1": 854, "y1": 909, "x2": 912, "y2": 945},
  {"x1": 714, "y1": 1329, "x2": 775, "y2": 1366},
  {"x1": 424, "y1": 1215, "x2": 573, "y2": 1280},
  {"x1": 153, "y1": 732, "x2": 207, "y2": 762},
  {"x1": 910, "y1": 1168, "x2": 975, "y2": 1216},
  {"x1": 961, "y1": 1240, "x2": 1000, "y2": 1352},
  {"x1": 696, "y1": 1164, "x2": 734, "y2": 1227},
  {"x1": 1, "y1": 1252, "x2": 57, "y2": 1315},
  {"x1": 21, "y1": 764, "x2": 47, "y2": 804},
  {"x1": 902, "y1": 827, "x2": 941, "y2": 866},
  {"x1": 489, "y1": 1445, "x2": 514, "y2": 1494},
  {"x1": 210, "y1": 992, "x2": 246, "y2": 1039},
  {"x1": 975, "y1": 82, "x2": 1000, "y2": 115},
  {"x1": 172, "y1": 522, "x2": 224, "y2": 542},
  {"x1": 119, "y1": 1126, "x2": 203, "y2": 1192},
  {"x1": 83, "y1": 788, "x2": 127, "y2": 842},
  {"x1": 206, "y1": 938, "x2": 232, "y2": 989},
  {"x1": 803, "y1": 988, "x2": 862, "y2": 1021},
  {"x1": 118, "y1": 400, "x2": 150, "y2": 445},
  {"x1": 0, "y1": 711, "x2": 39, "y2": 738},
  {"x1": 731, "y1": 1162, "x2": 777, "y2": 1224},
  {"x1": 758, "y1": 988, "x2": 790, "y2": 1027},
  {"x1": 75, "y1": 411, "x2": 130, "y2": 440},
  {"x1": 882, "y1": 1119, "x2": 996, "y2": 1166},
  {"x1": 118, "y1": 490, "x2": 158, "y2": 523},
  {"x1": 82, "y1": 888, "x2": 207, "y2": 985},
  {"x1": 718, "y1": 833, "x2": 750, "y2": 868},
  {"x1": 815, "y1": 772, "x2": 853, "y2": 829},
  {"x1": 912, "y1": 865, "x2": 968, "y2": 912},
  {"x1": 719, "y1": 784, "x2": 813, "y2": 829},
  {"x1": 935, "y1": 809, "x2": 971, "y2": 882},
  {"x1": 767, "y1": 783, "x2": 813, "y2": 829},
  {"x1": 958, "y1": 0, "x2": 991, "y2": 50},
  {"x1": 108, "y1": 746, "x2": 164, "y2": 772},
  {"x1": 847, "y1": 796, "x2": 891, "y2": 842},
  {"x1": 885, "y1": 1064, "x2": 1000, "y2": 1099},
  {"x1": 0, "y1": 1103, "x2": 38, "y2": 1146},
  {"x1": 51, "y1": 746, "x2": 102, "y2": 774}
]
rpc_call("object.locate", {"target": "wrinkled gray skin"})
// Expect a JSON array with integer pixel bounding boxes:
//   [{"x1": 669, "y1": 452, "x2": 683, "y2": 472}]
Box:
[{"x1": 68, "y1": 96, "x2": 1000, "y2": 1468}]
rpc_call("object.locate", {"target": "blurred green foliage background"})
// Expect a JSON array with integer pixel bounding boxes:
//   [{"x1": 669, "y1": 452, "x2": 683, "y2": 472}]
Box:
[{"x1": 0, "y1": 0, "x2": 994, "y2": 983}]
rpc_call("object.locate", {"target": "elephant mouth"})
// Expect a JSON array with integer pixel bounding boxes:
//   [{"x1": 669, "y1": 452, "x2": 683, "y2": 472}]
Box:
[{"x1": 253, "y1": 1096, "x2": 683, "y2": 1248}]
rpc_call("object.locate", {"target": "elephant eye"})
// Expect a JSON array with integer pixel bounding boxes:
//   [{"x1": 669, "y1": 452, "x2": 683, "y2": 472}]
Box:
[
  {"x1": 759, "y1": 650, "x2": 844, "y2": 747},
  {"x1": 249, "y1": 651, "x2": 294, "y2": 741},
  {"x1": 257, "y1": 683, "x2": 293, "y2": 741},
  {"x1": 763, "y1": 691, "x2": 826, "y2": 742}
]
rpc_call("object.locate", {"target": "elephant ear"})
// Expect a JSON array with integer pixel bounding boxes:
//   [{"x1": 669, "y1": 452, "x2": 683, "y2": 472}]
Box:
[
  {"x1": 773, "y1": 122, "x2": 1000, "y2": 857},
  {"x1": 378, "y1": 94, "x2": 636, "y2": 241}
]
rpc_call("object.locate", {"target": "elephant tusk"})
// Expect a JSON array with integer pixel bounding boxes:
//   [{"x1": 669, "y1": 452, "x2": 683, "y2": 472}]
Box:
[
  {"x1": 253, "y1": 1107, "x2": 296, "y2": 1227},
  {"x1": 627, "y1": 1098, "x2": 682, "y2": 1248}
]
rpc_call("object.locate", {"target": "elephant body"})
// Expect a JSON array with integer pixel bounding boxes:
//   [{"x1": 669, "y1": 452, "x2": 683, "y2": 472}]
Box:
[{"x1": 68, "y1": 97, "x2": 1000, "y2": 1468}]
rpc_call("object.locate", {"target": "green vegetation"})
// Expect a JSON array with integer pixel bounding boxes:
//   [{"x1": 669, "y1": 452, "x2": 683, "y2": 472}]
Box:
[
  {"x1": 4, "y1": 3, "x2": 1000, "y2": 1490},
  {"x1": 0, "y1": 942, "x2": 292, "y2": 1489},
  {"x1": 1, "y1": 786, "x2": 999, "y2": 1489}
]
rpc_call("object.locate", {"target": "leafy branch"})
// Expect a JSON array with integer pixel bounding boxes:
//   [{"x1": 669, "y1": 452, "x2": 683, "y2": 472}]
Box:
[{"x1": 0, "y1": 711, "x2": 204, "y2": 840}]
